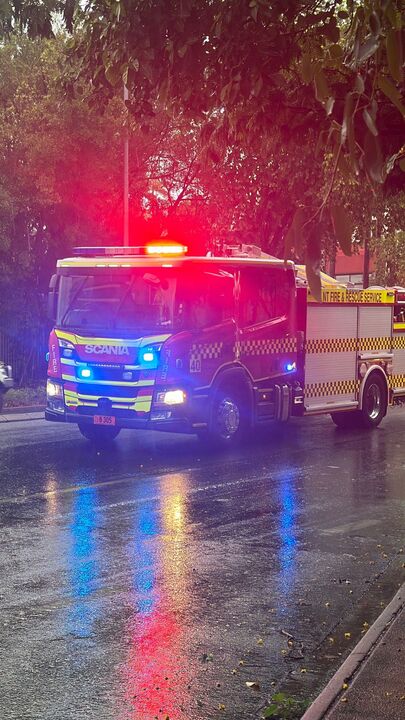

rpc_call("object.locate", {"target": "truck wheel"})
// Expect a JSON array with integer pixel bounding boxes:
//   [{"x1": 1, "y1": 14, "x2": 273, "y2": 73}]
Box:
[
  {"x1": 78, "y1": 423, "x2": 121, "y2": 443},
  {"x1": 357, "y1": 373, "x2": 387, "y2": 428},
  {"x1": 200, "y1": 383, "x2": 251, "y2": 446}
]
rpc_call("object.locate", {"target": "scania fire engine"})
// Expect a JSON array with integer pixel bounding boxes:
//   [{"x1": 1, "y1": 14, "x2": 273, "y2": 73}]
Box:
[{"x1": 46, "y1": 242, "x2": 405, "y2": 443}]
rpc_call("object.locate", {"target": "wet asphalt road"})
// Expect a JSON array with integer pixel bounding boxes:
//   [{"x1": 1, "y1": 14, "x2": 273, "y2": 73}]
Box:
[{"x1": 0, "y1": 412, "x2": 404, "y2": 720}]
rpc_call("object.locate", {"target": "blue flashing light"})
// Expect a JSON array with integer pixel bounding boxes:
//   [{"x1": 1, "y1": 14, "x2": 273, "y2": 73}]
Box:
[
  {"x1": 285, "y1": 361, "x2": 296, "y2": 372},
  {"x1": 79, "y1": 367, "x2": 92, "y2": 379},
  {"x1": 139, "y1": 346, "x2": 159, "y2": 369},
  {"x1": 142, "y1": 351, "x2": 155, "y2": 363}
]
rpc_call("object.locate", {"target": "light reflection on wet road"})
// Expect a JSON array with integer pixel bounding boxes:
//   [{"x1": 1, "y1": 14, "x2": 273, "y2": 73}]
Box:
[{"x1": 0, "y1": 411, "x2": 404, "y2": 720}]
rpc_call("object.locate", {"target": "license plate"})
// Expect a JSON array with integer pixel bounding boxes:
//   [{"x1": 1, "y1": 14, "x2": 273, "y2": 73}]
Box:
[{"x1": 93, "y1": 415, "x2": 116, "y2": 426}]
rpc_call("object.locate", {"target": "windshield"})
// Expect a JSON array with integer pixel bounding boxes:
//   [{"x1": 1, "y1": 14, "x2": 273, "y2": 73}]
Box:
[{"x1": 56, "y1": 266, "x2": 235, "y2": 334}]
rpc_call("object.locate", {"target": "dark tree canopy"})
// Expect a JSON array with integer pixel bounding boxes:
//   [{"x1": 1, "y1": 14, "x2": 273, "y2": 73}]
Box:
[{"x1": 0, "y1": 1, "x2": 404, "y2": 297}]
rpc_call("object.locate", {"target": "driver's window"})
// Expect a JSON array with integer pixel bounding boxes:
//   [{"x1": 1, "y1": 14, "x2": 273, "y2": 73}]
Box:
[{"x1": 240, "y1": 268, "x2": 288, "y2": 327}]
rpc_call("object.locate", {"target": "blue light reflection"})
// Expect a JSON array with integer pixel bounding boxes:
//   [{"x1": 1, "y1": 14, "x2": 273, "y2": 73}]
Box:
[
  {"x1": 66, "y1": 486, "x2": 102, "y2": 637},
  {"x1": 132, "y1": 496, "x2": 160, "y2": 616},
  {"x1": 278, "y1": 470, "x2": 298, "y2": 584}
]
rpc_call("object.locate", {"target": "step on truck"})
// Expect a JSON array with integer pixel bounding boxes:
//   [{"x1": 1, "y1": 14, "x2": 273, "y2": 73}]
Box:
[{"x1": 45, "y1": 242, "x2": 405, "y2": 443}]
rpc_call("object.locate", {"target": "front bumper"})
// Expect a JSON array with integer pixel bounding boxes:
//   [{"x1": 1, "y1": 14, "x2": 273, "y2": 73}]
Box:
[{"x1": 45, "y1": 407, "x2": 195, "y2": 434}]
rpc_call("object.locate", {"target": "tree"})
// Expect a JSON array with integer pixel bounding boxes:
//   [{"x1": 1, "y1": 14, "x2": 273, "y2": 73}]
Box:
[{"x1": 65, "y1": 0, "x2": 404, "y2": 295}]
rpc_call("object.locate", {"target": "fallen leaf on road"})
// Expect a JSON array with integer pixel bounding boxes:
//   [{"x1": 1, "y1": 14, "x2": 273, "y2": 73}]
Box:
[
  {"x1": 257, "y1": 638, "x2": 264, "y2": 645},
  {"x1": 218, "y1": 704, "x2": 225, "y2": 711},
  {"x1": 246, "y1": 681, "x2": 260, "y2": 691},
  {"x1": 344, "y1": 632, "x2": 351, "y2": 639}
]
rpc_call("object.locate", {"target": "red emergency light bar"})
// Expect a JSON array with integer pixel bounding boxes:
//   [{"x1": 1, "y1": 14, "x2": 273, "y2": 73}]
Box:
[
  {"x1": 146, "y1": 241, "x2": 188, "y2": 255},
  {"x1": 73, "y1": 242, "x2": 188, "y2": 258}
]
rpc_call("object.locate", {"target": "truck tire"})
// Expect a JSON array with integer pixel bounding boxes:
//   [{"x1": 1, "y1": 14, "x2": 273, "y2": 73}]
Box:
[
  {"x1": 331, "y1": 373, "x2": 387, "y2": 430},
  {"x1": 357, "y1": 372, "x2": 387, "y2": 428},
  {"x1": 199, "y1": 381, "x2": 252, "y2": 446},
  {"x1": 78, "y1": 423, "x2": 121, "y2": 443}
]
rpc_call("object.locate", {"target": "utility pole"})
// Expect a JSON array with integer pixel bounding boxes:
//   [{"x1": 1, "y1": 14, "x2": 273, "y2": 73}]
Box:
[{"x1": 123, "y1": 84, "x2": 129, "y2": 246}]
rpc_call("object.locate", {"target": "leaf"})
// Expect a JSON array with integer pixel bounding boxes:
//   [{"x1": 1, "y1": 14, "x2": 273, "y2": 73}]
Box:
[
  {"x1": 253, "y1": 75, "x2": 263, "y2": 97},
  {"x1": 104, "y1": 63, "x2": 121, "y2": 87},
  {"x1": 329, "y1": 44, "x2": 343, "y2": 60},
  {"x1": 314, "y1": 65, "x2": 329, "y2": 103},
  {"x1": 326, "y1": 97, "x2": 335, "y2": 116},
  {"x1": 363, "y1": 108, "x2": 378, "y2": 136},
  {"x1": 378, "y1": 75, "x2": 405, "y2": 116},
  {"x1": 341, "y1": 92, "x2": 354, "y2": 146},
  {"x1": 263, "y1": 705, "x2": 278, "y2": 718},
  {"x1": 331, "y1": 205, "x2": 353, "y2": 256},
  {"x1": 386, "y1": 29, "x2": 403, "y2": 84},
  {"x1": 356, "y1": 34, "x2": 380, "y2": 64},
  {"x1": 246, "y1": 681, "x2": 261, "y2": 691},
  {"x1": 369, "y1": 11, "x2": 381, "y2": 36},
  {"x1": 400, "y1": 158, "x2": 405, "y2": 172},
  {"x1": 354, "y1": 74, "x2": 365, "y2": 94},
  {"x1": 364, "y1": 129, "x2": 385, "y2": 183},
  {"x1": 272, "y1": 693, "x2": 286, "y2": 702}
]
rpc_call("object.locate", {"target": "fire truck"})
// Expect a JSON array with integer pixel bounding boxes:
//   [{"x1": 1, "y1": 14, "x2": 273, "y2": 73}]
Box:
[{"x1": 45, "y1": 242, "x2": 405, "y2": 443}]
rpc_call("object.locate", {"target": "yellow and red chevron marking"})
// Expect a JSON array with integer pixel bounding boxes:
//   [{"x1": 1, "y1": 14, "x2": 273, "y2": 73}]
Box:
[
  {"x1": 388, "y1": 374, "x2": 405, "y2": 388},
  {"x1": 306, "y1": 337, "x2": 358, "y2": 353},
  {"x1": 306, "y1": 336, "x2": 393, "y2": 353},
  {"x1": 190, "y1": 342, "x2": 223, "y2": 361},
  {"x1": 305, "y1": 379, "x2": 360, "y2": 399},
  {"x1": 234, "y1": 337, "x2": 297, "y2": 356},
  {"x1": 392, "y1": 335, "x2": 405, "y2": 349}
]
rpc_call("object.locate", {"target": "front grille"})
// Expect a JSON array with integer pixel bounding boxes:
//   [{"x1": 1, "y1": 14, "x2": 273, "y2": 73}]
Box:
[
  {"x1": 77, "y1": 365, "x2": 141, "y2": 382},
  {"x1": 77, "y1": 383, "x2": 141, "y2": 398}
]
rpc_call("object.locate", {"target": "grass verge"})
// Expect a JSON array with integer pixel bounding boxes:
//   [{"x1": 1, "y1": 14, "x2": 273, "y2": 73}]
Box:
[{"x1": 4, "y1": 385, "x2": 46, "y2": 408}]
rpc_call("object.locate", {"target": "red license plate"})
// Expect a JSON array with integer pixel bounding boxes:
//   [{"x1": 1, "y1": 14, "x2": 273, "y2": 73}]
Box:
[{"x1": 93, "y1": 415, "x2": 116, "y2": 426}]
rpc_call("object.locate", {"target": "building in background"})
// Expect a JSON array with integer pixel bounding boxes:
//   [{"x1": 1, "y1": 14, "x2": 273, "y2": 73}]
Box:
[{"x1": 334, "y1": 247, "x2": 376, "y2": 288}]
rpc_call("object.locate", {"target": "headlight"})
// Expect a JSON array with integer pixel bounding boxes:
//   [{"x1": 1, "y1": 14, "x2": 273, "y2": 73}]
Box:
[
  {"x1": 156, "y1": 389, "x2": 186, "y2": 405},
  {"x1": 47, "y1": 379, "x2": 64, "y2": 399}
]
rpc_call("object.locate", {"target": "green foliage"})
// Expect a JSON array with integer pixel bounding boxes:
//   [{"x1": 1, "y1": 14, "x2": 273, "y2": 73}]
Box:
[
  {"x1": 62, "y1": 0, "x2": 404, "y2": 294},
  {"x1": 262, "y1": 692, "x2": 310, "y2": 719},
  {"x1": 0, "y1": 1, "x2": 404, "y2": 300}
]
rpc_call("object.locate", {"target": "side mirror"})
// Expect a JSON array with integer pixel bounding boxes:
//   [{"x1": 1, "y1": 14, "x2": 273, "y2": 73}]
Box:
[{"x1": 47, "y1": 274, "x2": 58, "y2": 322}]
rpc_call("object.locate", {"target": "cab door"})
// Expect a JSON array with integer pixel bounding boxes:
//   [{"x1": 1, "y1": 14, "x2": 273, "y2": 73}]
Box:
[{"x1": 237, "y1": 265, "x2": 296, "y2": 383}]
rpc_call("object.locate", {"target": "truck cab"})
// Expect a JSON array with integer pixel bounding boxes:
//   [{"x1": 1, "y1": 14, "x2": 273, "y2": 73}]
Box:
[{"x1": 46, "y1": 243, "x2": 299, "y2": 443}]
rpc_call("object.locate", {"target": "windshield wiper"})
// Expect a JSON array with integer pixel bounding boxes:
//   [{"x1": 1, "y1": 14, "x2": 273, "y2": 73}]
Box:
[
  {"x1": 61, "y1": 277, "x2": 89, "y2": 326},
  {"x1": 111, "y1": 276, "x2": 137, "y2": 328}
]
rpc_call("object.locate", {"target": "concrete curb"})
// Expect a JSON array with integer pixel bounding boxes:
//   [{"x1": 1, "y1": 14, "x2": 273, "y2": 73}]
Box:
[{"x1": 300, "y1": 582, "x2": 405, "y2": 720}]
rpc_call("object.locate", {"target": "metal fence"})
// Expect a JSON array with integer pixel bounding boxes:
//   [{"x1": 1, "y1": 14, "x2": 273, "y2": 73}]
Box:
[{"x1": 0, "y1": 321, "x2": 49, "y2": 386}]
